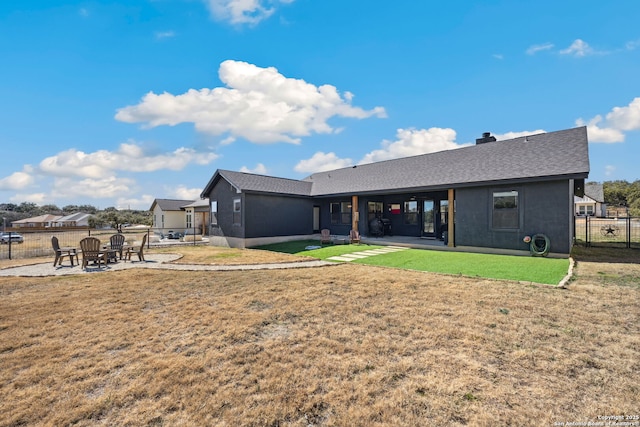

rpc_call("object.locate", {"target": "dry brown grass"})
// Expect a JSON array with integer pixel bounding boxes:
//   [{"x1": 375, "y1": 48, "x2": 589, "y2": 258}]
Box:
[
  {"x1": 152, "y1": 245, "x2": 315, "y2": 265},
  {"x1": 0, "y1": 253, "x2": 638, "y2": 426},
  {"x1": 0, "y1": 246, "x2": 309, "y2": 270}
]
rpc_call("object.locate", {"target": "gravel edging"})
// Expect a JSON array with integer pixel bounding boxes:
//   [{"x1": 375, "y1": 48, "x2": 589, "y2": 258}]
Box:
[{"x1": 0, "y1": 254, "x2": 336, "y2": 277}]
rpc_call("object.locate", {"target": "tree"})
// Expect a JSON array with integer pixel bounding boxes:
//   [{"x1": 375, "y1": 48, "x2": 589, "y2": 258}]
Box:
[
  {"x1": 38, "y1": 204, "x2": 62, "y2": 215},
  {"x1": 16, "y1": 202, "x2": 37, "y2": 213}
]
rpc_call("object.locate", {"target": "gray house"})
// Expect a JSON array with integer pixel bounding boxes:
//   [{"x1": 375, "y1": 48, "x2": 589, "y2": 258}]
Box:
[{"x1": 201, "y1": 126, "x2": 589, "y2": 256}]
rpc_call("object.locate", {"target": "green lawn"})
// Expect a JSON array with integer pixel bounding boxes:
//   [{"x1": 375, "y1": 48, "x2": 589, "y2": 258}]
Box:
[{"x1": 257, "y1": 240, "x2": 570, "y2": 285}]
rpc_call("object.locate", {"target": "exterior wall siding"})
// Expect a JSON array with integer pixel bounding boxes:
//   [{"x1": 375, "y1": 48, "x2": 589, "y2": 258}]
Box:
[
  {"x1": 152, "y1": 206, "x2": 186, "y2": 235},
  {"x1": 207, "y1": 178, "x2": 245, "y2": 239},
  {"x1": 455, "y1": 180, "x2": 572, "y2": 254},
  {"x1": 244, "y1": 193, "x2": 314, "y2": 238}
]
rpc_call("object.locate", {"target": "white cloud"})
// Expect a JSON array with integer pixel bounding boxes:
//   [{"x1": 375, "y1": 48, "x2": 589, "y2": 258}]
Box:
[
  {"x1": 166, "y1": 185, "x2": 202, "y2": 200},
  {"x1": 39, "y1": 142, "x2": 218, "y2": 178},
  {"x1": 576, "y1": 98, "x2": 640, "y2": 143},
  {"x1": 240, "y1": 163, "x2": 267, "y2": 174},
  {"x1": 294, "y1": 152, "x2": 353, "y2": 173},
  {"x1": 493, "y1": 130, "x2": 546, "y2": 140},
  {"x1": 626, "y1": 40, "x2": 640, "y2": 51},
  {"x1": 79, "y1": 8, "x2": 89, "y2": 17},
  {"x1": 0, "y1": 171, "x2": 35, "y2": 191},
  {"x1": 155, "y1": 31, "x2": 176, "y2": 39},
  {"x1": 526, "y1": 43, "x2": 554, "y2": 55},
  {"x1": 115, "y1": 60, "x2": 386, "y2": 144},
  {"x1": 358, "y1": 127, "x2": 469, "y2": 165},
  {"x1": 605, "y1": 165, "x2": 616, "y2": 177},
  {"x1": 117, "y1": 194, "x2": 156, "y2": 210},
  {"x1": 605, "y1": 97, "x2": 640, "y2": 131},
  {"x1": 560, "y1": 39, "x2": 594, "y2": 57},
  {"x1": 10, "y1": 193, "x2": 47, "y2": 204},
  {"x1": 51, "y1": 176, "x2": 136, "y2": 199},
  {"x1": 492, "y1": 54, "x2": 504, "y2": 60},
  {"x1": 575, "y1": 116, "x2": 625, "y2": 143},
  {"x1": 202, "y1": 0, "x2": 294, "y2": 25}
]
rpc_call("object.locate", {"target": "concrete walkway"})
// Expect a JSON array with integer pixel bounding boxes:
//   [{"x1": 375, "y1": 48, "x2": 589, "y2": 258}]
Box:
[
  {"x1": 0, "y1": 254, "x2": 335, "y2": 277},
  {"x1": 326, "y1": 245, "x2": 408, "y2": 262}
]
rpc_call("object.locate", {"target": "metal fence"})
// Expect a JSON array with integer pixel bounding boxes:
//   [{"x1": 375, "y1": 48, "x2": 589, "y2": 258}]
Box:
[
  {"x1": 0, "y1": 228, "x2": 152, "y2": 261},
  {"x1": 574, "y1": 216, "x2": 640, "y2": 249}
]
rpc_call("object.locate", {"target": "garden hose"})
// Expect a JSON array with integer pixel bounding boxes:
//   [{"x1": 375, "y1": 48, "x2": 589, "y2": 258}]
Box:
[{"x1": 530, "y1": 234, "x2": 550, "y2": 257}]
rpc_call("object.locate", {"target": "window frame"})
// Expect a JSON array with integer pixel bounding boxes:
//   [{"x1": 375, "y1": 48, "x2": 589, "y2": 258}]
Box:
[
  {"x1": 330, "y1": 201, "x2": 352, "y2": 225},
  {"x1": 404, "y1": 200, "x2": 418, "y2": 225},
  {"x1": 211, "y1": 200, "x2": 218, "y2": 226},
  {"x1": 492, "y1": 190, "x2": 519, "y2": 229},
  {"x1": 233, "y1": 198, "x2": 241, "y2": 226}
]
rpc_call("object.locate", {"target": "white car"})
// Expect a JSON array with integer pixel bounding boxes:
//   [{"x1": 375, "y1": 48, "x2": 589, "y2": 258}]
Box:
[{"x1": 0, "y1": 232, "x2": 24, "y2": 244}]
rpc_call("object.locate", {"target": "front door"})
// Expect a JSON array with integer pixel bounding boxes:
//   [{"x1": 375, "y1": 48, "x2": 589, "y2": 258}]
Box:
[{"x1": 422, "y1": 200, "x2": 435, "y2": 238}]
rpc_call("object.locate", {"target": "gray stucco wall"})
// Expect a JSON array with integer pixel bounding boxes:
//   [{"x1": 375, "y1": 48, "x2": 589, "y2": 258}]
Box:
[{"x1": 455, "y1": 180, "x2": 572, "y2": 254}]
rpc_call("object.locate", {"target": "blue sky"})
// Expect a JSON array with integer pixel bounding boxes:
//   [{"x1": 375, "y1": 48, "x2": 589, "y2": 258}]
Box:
[{"x1": 1, "y1": 1, "x2": 639, "y2": 210}]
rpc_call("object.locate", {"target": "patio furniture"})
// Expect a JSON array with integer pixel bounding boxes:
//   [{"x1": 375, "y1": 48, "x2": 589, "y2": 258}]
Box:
[
  {"x1": 320, "y1": 229, "x2": 332, "y2": 244},
  {"x1": 349, "y1": 229, "x2": 361, "y2": 244},
  {"x1": 51, "y1": 236, "x2": 79, "y2": 267},
  {"x1": 80, "y1": 237, "x2": 106, "y2": 269},
  {"x1": 109, "y1": 233, "x2": 126, "y2": 260},
  {"x1": 125, "y1": 234, "x2": 147, "y2": 262}
]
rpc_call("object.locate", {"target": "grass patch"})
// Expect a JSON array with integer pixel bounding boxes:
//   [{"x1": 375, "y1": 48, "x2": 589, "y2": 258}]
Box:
[
  {"x1": 259, "y1": 240, "x2": 570, "y2": 284},
  {"x1": 355, "y1": 249, "x2": 570, "y2": 285}
]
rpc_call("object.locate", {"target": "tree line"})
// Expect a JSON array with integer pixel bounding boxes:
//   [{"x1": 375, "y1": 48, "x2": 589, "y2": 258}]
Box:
[
  {"x1": 601, "y1": 180, "x2": 640, "y2": 216},
  {"x1": 0, "y1": 203, "x2": 152, "y2": 230}
]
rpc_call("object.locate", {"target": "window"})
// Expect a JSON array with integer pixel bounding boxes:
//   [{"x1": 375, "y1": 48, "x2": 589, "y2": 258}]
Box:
[
  {"x1": 493, "y1": 191, "x2": 519, "y2": 229},
  {"x1": 186, "y1": 211, "x2": 192, "y2": 229},
  {"x1": 233, "y1": 198, "x2": 241, "y2": 225},
  {"x1": 368, "y1": 201, "x2": 383, "y2": 222},
  {"x1": 211, "y1": 201, "x2": 218, "y2": 225},
  {"x1": 404, "y1": 201, "x2": 418, "y2": 225},
  {"x1": 330, "y1": 202, "x2": 351, "y2": 225},
  {"x1": 578, "y1": 205, "x2": 594, "y2": 216}
]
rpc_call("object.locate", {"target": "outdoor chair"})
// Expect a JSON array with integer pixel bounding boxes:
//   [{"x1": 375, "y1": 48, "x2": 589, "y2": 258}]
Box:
[
  {"x1": 125, "y1": 234, "x2": 147, "y2": 262},
  {"x1": 51, "y1": 236, "x2": 79, "y2": 267},
  {"x1": 109, "y1": 233, "x2": 126, "y2": 260},
  {"x1": 320, "y1": 229, "x2": 332, "y2": 244},
  {"x1": 349, "y1": 229, "x2": 361, "y2": 244},
  {"x1": 79, "y1": 237, "x2": 105, "y2": 269}
]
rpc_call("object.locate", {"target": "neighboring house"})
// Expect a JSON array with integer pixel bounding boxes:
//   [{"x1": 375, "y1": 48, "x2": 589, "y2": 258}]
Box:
[
  {"x1": 11, "y1": 214, "x2": 62, "y2": 228},
  {"x1": 574, "y1": 183, "x2": 606, "y2": 217},
  {"x1": 50, "y1": 212, "x2": 93, "y2": 227},
  {"x1": 150, "y1": 198, "x2": 210, "y2": 236},
  {"x1": 201, "y1": 127, "x2": 590, "y2": 256},
  {"x1": 182, "y1": 199, "x2": 210, "y2": 235}
]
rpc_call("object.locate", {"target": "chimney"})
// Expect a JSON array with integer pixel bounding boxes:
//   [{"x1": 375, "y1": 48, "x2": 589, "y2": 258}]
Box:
[{"x1": 476, "y1": 132, "x2": 497, "y2": 145}]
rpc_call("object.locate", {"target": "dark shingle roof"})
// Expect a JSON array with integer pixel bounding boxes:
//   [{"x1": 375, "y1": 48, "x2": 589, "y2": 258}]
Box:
[
  {"x1": 201, "y1": 170, "x2": 313, "y2": 197},
  {"x1": 304, "y1": 126, "x2": 589, "y2": 196},
  {"x1": 201, "y1": 127, "x2": 589, "y2": 198},
  {"x1": 151, "y1": 199, "x2": 194, "y2": 211},
  {"x1": 584, "y1": 183, "x2": 604, "y2": 202}
]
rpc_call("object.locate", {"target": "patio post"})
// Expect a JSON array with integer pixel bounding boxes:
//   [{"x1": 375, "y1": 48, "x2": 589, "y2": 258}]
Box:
[
  {"x1": 447, "y1": 189, "x2": 455, "y2": 247},
  {"x1": 351, "y1": 195, "x2": 359, "y2": 232}
]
